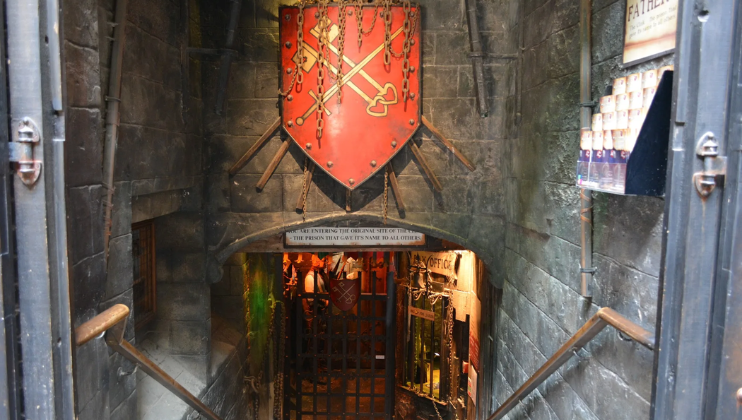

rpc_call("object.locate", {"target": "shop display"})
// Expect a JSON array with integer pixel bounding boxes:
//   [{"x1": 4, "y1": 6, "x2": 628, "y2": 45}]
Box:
[{"x1": 576, "y1": 66, "x2": 673, "y2": 195}]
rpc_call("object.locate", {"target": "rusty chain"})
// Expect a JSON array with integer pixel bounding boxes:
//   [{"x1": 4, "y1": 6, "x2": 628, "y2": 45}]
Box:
[
  {"x1": 316, "y1": 0, "x2": 330, "y2": 138},
  {"x1": 279, "y1": 1, "x2": 307, "y2": 97},
  {"x1": 336, "y1": 0, "x2": 348, "y2": 103},
  {"x1": 354, "y1": 0, "x2": 381, "y2": 47},
  {"x1": 302, "y1": 157, "x2": 308, "y2": 221},
  {"x1": 383, "y1": 169, "x2": 389, "y2": 224}
]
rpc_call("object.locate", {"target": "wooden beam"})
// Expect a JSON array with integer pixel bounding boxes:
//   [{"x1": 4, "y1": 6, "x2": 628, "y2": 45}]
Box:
[
  {"x1": 421, "y1": 115, "x2": 476, "y2": 172},
  {"x1": 295, "y1": 161, "x2": 315, "y2": 211},
  {"x1": 256, "y1": 139, "x2": 290, "y2": 190},
  {"x1": 408, "y1": 141, "x2": 443, "y2": 192},
  {"x1": 228, "y1": 117, "x2": 281, "y2": 175},
  {"x1": 386, "y1": 163, "x2": 406, "y2": 214}
]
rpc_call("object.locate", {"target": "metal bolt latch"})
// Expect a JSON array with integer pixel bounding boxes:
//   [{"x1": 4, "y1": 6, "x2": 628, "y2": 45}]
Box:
[
  {"x1": 693, "y1": 132, "x2": 727, "y2": 198},
  {"x1": 8, "y1": 118, "x2": 42, "y2": 186}
]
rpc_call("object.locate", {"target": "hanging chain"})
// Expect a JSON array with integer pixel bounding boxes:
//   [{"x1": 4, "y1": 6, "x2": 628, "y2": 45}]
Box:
[
  {"x1": 382, "y1": 0, "x2": 393, "y2": 65},
  {"x1": 302, "y1": 158, "x2": 308, "y2": 221},
  {"x1": 279, "y1": 1, "x2": 307, "y2": 96},
  {"x1": 315, "y1": 0, "x2": 330, "y2": 138},
  {"x1": 336, "y1": 0, "x2": 348, "y2": 103},
  {"x1": 400, "y1": 0, "x2": 413, "y2": 101},
  {"x1": 383, "y1": 169, "x2": 389, "y2": 224},
  {"x1": 354, "y1": 0, "x2": 380, "y2": 47}
]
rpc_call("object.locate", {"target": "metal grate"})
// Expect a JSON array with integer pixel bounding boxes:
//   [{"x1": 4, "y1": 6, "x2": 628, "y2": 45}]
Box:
[
  {"x1": 132, "y1": 220, "x2": 156, "y2": 329},
  {"x1": 291, "y1": 255, "x2": 391, "y2": 420}
]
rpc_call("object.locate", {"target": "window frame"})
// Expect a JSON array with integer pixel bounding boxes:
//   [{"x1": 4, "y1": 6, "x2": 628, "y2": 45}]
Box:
[{"x1": 131, "y1": 220, "x2": 157, "y2": 330}]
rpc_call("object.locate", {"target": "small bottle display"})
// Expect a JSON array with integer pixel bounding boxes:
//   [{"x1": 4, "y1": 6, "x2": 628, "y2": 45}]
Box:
[{"x1": 576, "y1": 65, "x2": 673, "y2": 194}]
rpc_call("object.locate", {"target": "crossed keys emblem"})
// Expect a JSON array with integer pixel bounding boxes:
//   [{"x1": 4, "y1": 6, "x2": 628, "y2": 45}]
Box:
[
  {"x1": 332, "y1": 281, "x2": 356, "y2": 304},
  {"x1": 293, "y1": 19, "x2": 403, "y2": 126}
]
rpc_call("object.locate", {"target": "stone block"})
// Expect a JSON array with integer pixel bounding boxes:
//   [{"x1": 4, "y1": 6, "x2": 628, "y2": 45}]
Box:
[
  {"x1": 172, "y1": 252, "x2": 207, "y2": 283},
  {"x1": 591, "y1": 194, "x2": 664, "y2": 277},
  {"x1": 72, "y1": 253, "x2": 107, "y2": 327},
  {"x1": 429, "y1": 98, "x2": 504, "y2": 140},
  {"x1": 127, "y1": 0, "x2": 181, "y2": 47},
  {"x1": 421, "y1": 0, "x2": 464, "y2": 30},
  {"x1": 256, "y1": 0, "x2": 297, "y2": 28},
  {"x1": 65, "y1": 107, "x2": 103, "y2": 187},
  {"x1": 231, "y1": 174, "x2": 284, "y2": 212},
  {"x1": 122, "y1": 24, "x2": 180, "y2": 91},
  {"x1": 434, "y1": 31, "x2": 470, "y2": 66},
  {"x1": 435, "y1": 175, "x2": 478, "y2": 214},
  {"x1": 422, "y1": 31, "x2": 435, "y2": 67},
  {"x1": 395, "y1": 175, "x2": 433, "y2": 213},
  {"x1": 108, "y1": 351, "x2": 137, "y2": 410},
  {"x1": 227, "y1": 99, "x2": 280, "y2": 136},
  {"x1": 106, "y1": 234, "x2": 134, "y2": 298},
  {"x1": 156, "y1": 283, "x2": 210, "y2": 321},
  {"x1": 120, "y1": 74, "x2": 181, "y2": 131},
  {"x1": 110, "y1": 181, "x2": 132, "y2": 238},
  {"x1": 64, "y1": 0, "x2": 98, "y2": 47},
  {"x1": 75, "y1": 337, "x2": 109, "y2": 411},
  {"x1": 65, "y1": 42, "x2": 102, "y2": 108},
  {"x1": 110, "y1": 388, "x2": 136, "y2": 420},
  {"x1": 591, "y1": 1, "x2": 625, "y2": 64},
  {"x1": 523, "y1": 0, "x2": 554, "y2": 49},
  {"x1": 229, "y1": 60, "x2": 258, "y2": 99},
  {"x1": 523, "y1": 40, "x2": 550, "y2": 88},
  {"x1": 548, "y1": 25, "x2": 580, "y2": 79},
  {"x1": 242, "y1": 29, "x2": 280, "y2": 63},
  {"x1": 78, "y1": 387, "x2": 110, "y2": 420},
  {"x1": 155, "y1": 212, "x2": 205, "y2": 251},
  {"x1": 422, "y1": 66, "x2": 459, "y2": 98},
  {"x1": 170, "y1": 319, "x2": 211, "y2": 355}
]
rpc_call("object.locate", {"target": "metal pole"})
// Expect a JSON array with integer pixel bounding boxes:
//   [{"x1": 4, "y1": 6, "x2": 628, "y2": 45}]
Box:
[
  {"x1": 44, "y1": 0, "x2": 75, "y2": 417},
  {"x1": 464, "y1": 0, "x2": 488, "y2": 117},
  {"x1": 384, "y1": 253, "x2": 397, "y2": 420},
  {"x1": 214, "y1": 0, "x2": 244, "y2": 114},
  {"x1": 6, "y1": 0, "x2": 56, "y2": 417},
  {"x1": 579, "y1": 0, "x2": 594, "y2": 298},
  {"x1": 102, "y1": 0, "x2": 129, "y2": 259}
]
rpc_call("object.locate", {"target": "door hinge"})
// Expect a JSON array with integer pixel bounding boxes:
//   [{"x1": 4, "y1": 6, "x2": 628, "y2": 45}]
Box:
[
  {"x1": 8, "y1": 118, "x2": 42, "y2": 186},
  {"x1": 693, "y1": 132, "x2": 727, "y2": 198}
]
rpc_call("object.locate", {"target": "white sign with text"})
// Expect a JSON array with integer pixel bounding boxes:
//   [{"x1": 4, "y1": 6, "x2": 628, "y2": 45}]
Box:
[{"x1": 285, "y1": 227, "x2": 425, "y2": 247}]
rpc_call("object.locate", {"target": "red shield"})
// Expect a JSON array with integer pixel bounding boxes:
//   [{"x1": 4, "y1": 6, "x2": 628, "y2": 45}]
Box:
[
  {"x1": 279, "y1": 4, "x2": 421, "y2": 190},
  {"x1": 330, "y1": 277, "x2": 360, "y2": 311}
]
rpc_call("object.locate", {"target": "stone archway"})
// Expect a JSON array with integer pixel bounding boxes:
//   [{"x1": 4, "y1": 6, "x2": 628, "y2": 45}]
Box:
[{"x1": 207, "y1": 211, "x2": 504, "y2": 288}]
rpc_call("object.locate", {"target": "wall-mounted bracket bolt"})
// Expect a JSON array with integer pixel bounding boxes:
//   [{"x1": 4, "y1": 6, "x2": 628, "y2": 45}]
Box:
[
  {"x1": 8, "y1": 118, "x2": 42, "y2": 186},
  {"x1": 693, "y1": 132, "x2": 727, "y2": 198}
]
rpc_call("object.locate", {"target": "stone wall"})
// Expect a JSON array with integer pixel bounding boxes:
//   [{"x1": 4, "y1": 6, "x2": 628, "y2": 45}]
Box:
[
  {"x1": 200, "y1": 0, "x2": 516, "y2": 280},
  {"x1": 497, "y1": 0, "x2": 671, "y2": 418},
  {"x1": 64, "y1": 0, "x2": 205, "y2": 418}
]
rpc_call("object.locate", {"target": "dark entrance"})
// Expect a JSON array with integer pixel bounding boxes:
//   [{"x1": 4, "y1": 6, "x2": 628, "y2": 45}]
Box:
[{"x1": 286, "y1": 253, "x2": 393, "y2": 420}]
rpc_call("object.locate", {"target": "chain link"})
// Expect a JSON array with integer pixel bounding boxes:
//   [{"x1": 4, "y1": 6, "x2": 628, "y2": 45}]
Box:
[
  {"x1": 336, "y1": 0, "x2": 348, "y2": 103},
  {"x1": 316, "y1": 0, "x2": 330, "y2": 138},
  {"x1": 302, "y1": 158, "x2": 308, "y2": 221},
  {"x1": 279, "y1": 1, "x2": 307, "y2": 97},
  {"x1": 383, "y1": 169, "x2": 389, "y2": 224}
]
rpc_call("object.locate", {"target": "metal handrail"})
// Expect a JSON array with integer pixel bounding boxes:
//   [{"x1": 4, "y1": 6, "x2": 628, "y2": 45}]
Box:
[
  {"x1": 487, "y1": 307, "x2": 655, "y2": 420},
  {"x1": 75, "y1": 304, "x2": 223, "y2": 420}
]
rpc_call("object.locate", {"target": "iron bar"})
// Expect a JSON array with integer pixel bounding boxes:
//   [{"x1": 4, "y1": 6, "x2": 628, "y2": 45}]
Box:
[
  {"x1": 102, "y1": 0, "x2": 129, "y2": 260},
  {"x1": 386, "y1": 164, "x2": 405, "y2": 214},
  {"x1": 44, "y1": 1, "x2": 75, "y2": 417},
  {"x1": 384, "y1": 253, "x2": 397, "y2": 420},
  {"x1": 409, "y1": 142, "x2": 443, "y2": 192},
  {"x1": 256, "y1": 140, "x2": 291, "y2": 190},
  {"x1": 487, "y1": 308, "x2": 654, "y2": 420},
  {"x1": 75, "y1": 305, "x2": 223, "y2": 420},
  {"x1": 579, "y1": 0, "x2": 594, "y2": 298},
  {"x1": 230, "y1": 117, "x2": 282, "y2": 175},
  {"x1": 214, "y1": 0, "x2": 244, "y2": 113},
  {"x1": 464, "y1": 0, "x2": 488, "y2": 117},
  {"x1": 421, "y1": 116, "x2": 476, "y2": 172}
]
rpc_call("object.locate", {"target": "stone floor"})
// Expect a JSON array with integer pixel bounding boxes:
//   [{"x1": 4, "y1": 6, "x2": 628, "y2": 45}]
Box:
[{"x1": 136, "y1": 315, "x2": 246, "y2": 420}]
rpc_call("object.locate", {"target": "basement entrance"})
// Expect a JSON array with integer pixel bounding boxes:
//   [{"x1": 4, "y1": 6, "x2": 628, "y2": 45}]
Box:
[{"x1": 286, "y1": 252, "x2": 392, "y2": 420}]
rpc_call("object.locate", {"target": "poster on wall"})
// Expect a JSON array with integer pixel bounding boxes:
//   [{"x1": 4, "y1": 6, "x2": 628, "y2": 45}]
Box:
[{"x1": 623, "y1": 0, "x2": 678, "y2": 65}]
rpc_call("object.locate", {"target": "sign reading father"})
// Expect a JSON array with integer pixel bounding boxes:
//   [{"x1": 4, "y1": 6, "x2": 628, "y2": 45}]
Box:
[
  {"x1": 623, "y1": 0, "x2": 678, "y2": 65},
  {"x1": 285, "y1": 227, "x2": 425, "y2": 247}
]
